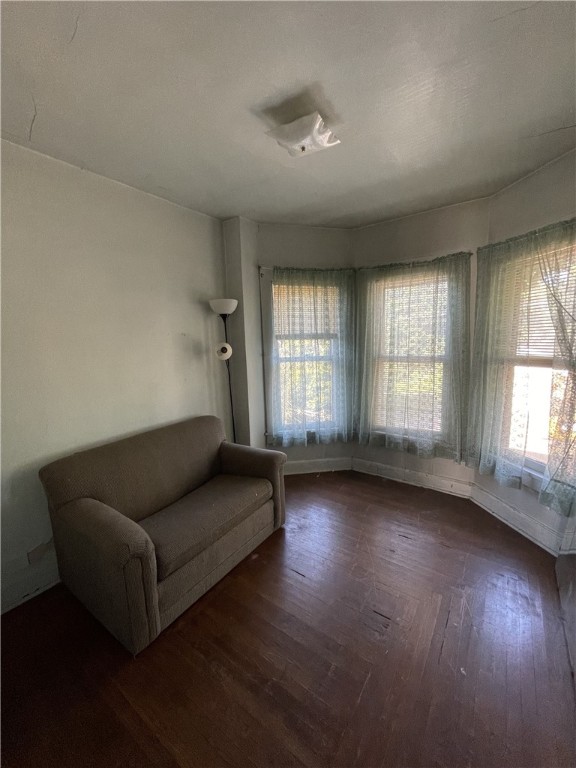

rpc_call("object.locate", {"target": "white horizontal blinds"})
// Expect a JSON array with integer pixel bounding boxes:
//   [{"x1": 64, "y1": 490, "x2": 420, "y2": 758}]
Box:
[
  {"x1": 539, "y1": 238, "x2": 576, "y2": 514},
  {"x1": 502, "y1": 256, "x2": 557, "y2": 463},
  {"x1": 514, "y1": 259, "x2": 557, "y2": 360},
  {"x1": 539, "y1": 241, "x2": 576, "y2": 366},
  {"x1": 468, "y1": 218, "x2": 576, "y2": 516},
  {"x1": 371, "y1": 273, "x2": 448, "y2": 434},
  {"x1": 271, "y1": 268, "x2": 354, "y2": 446},
  {"x1": 492, "y1": 244, "x2": 573, "y2": 465},
  {"x1": 357, "y1": 253, "x2": 470, "y2": 459}
]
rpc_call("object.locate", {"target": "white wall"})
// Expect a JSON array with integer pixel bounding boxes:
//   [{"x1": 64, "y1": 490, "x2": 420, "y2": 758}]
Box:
[
  {"x1": 223, "y1": 217, "x2": 265, "y2": 447},
  {"x1": 354, "y1": 198, "x2": 490, "y2": 265},
  {"x1": 489, "y1": 149, "x2": 576, "y2": 241},
  {"x1": 1, "y1": 141, "x2": 227, "y2": 610},
  {"x1": 222, "y1": 218, "x2": 250, "y2": 445},
  {"x1": 258, "y1": 223, "x2": 353, "y2": 269},
  {"x1": 239, "y1": 219, "x2": 267, "y2": 448}
]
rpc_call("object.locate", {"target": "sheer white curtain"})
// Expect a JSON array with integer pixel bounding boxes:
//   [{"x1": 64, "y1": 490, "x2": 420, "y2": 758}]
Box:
[
  {"x1": 356, "y1": 253, "x2": 471, "y2": 459},
  {"x1": 269, "y1": 267, "x2": 355, "y2": 447},
  {"x1": 467, "y1": 219, "x2": 576, "y2": 517}
]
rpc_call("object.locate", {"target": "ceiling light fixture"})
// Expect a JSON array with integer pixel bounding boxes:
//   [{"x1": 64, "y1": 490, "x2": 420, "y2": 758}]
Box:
[{"x1": 267, "y1": 111, "x2": 340, "y2": 157}]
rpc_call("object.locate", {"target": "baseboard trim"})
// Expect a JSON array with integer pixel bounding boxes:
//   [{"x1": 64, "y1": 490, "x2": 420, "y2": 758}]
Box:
[
  {"x1": 470, "y1": 485, "x2": 562, "y2": 556},
  {"x1": 560, "y1": 520, "x2": 576, "y2": 554},
  {"x1": 286, "y1": 457, "x2": 564, "y2": 556},
  {"x1": 2, "y1": 578, "x2": 60, "y2": 614},
  {"x1": 352, "y1": 457, "x2": 473, "y2": 498},
  {"x1": 285, "y1": 457, "x2": 353, "y2": 475}
]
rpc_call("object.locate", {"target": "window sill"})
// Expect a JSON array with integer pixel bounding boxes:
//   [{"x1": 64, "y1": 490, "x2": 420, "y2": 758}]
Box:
[{"x1": 521, "y1": 466, "x2": 545, "y2": 493}]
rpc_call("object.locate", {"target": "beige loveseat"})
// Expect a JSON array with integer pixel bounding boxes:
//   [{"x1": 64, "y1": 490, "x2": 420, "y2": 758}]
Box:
[{"x1": 39, "y1": 416, "x2": 287, "y2": 655}]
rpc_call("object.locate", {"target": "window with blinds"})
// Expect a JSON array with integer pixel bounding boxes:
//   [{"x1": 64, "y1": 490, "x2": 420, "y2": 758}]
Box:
[
  {"x1": 268, "y1": 268, "x2": 355, "y2": 446},
  {"x1": 370, "y1": 274, "x2": 449, "y2": 434},
  {"x1": 355, "y1": 253, "x2": 469, "y2": 458},
  {"x1": 273, "y1": 283, "x2": 340, "y2": 429},
  {"x1": 468, "y1": 220, "x2": 575, "y2": 513},
  {"x1": 503, "y1": 251, "x2": 571, "y2": 466}
]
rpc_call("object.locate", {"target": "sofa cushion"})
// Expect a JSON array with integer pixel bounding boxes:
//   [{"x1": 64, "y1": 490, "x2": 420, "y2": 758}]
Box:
[
  {"x1": 158, "y1": 501, "x2": 275, "y2": 618},
  {"x1": 139, "y1": 474, "x2": 273, "y2": 581}
]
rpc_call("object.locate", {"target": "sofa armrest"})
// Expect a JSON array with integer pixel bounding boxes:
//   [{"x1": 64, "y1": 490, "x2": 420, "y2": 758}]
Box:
[
  {"x1": 52, "y1": 498, "x2": 160, "y2": 655},
  {"x1": 220, "y1": 443, "x2": 288, "y2": 527}
]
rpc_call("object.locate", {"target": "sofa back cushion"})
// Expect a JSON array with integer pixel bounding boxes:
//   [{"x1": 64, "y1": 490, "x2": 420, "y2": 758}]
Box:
[{"x1": 39, "y1": 416, "x2": 226, "y2": 521}]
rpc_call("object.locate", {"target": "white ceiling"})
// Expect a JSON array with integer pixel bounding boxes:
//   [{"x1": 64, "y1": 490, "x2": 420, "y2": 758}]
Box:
[{"x1": 2, "y1": 1, "x2": 575, "y2": 228}]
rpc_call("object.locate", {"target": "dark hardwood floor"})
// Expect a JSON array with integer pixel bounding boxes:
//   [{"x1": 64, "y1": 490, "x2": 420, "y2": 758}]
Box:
[{"x1": 3, "y1": 471, "x2": 575, "y2": 768}]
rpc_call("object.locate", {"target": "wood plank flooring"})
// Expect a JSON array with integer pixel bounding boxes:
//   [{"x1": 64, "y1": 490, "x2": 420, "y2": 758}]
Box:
[{"x1": 3, "y1": 471, "x2": 575, "y2": 768}]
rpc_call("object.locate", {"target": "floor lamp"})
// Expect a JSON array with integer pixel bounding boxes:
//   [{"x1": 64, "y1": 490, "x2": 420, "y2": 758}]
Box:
[{"x1": 209, "y1": 298, "x2": 238, "y2": 442}]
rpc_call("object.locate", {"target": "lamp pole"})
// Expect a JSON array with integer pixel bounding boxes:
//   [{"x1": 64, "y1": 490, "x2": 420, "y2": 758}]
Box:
[
  {"x1": 220, "y1": 313, "x2": 237, "y2": 443},
  {"x1": 209, "y1": 299, "x2": 238, "y2": 444}
]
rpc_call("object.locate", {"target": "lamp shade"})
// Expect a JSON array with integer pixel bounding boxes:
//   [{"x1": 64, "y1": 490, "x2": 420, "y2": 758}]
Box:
[{"x1": 209, "y1": 298, "x2": 238, "y2": 316}]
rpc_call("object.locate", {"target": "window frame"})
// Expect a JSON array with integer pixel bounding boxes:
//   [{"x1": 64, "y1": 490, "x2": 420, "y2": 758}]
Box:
[
  {"x1": 497, "y1": 255, "x2": 569, "y2": 473},
  {"x1": 274, "y1": 329, "x2": 340, "y2": 433},
  {"x1": 259, "y1": 267, "x2": 354, "y2": 445},
  {"x1": 364, "y1": 270, "x2": 455, "y2": 444},
  {"x1": 501, "y1": 355, "x2": 555, "y2": 472}
]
